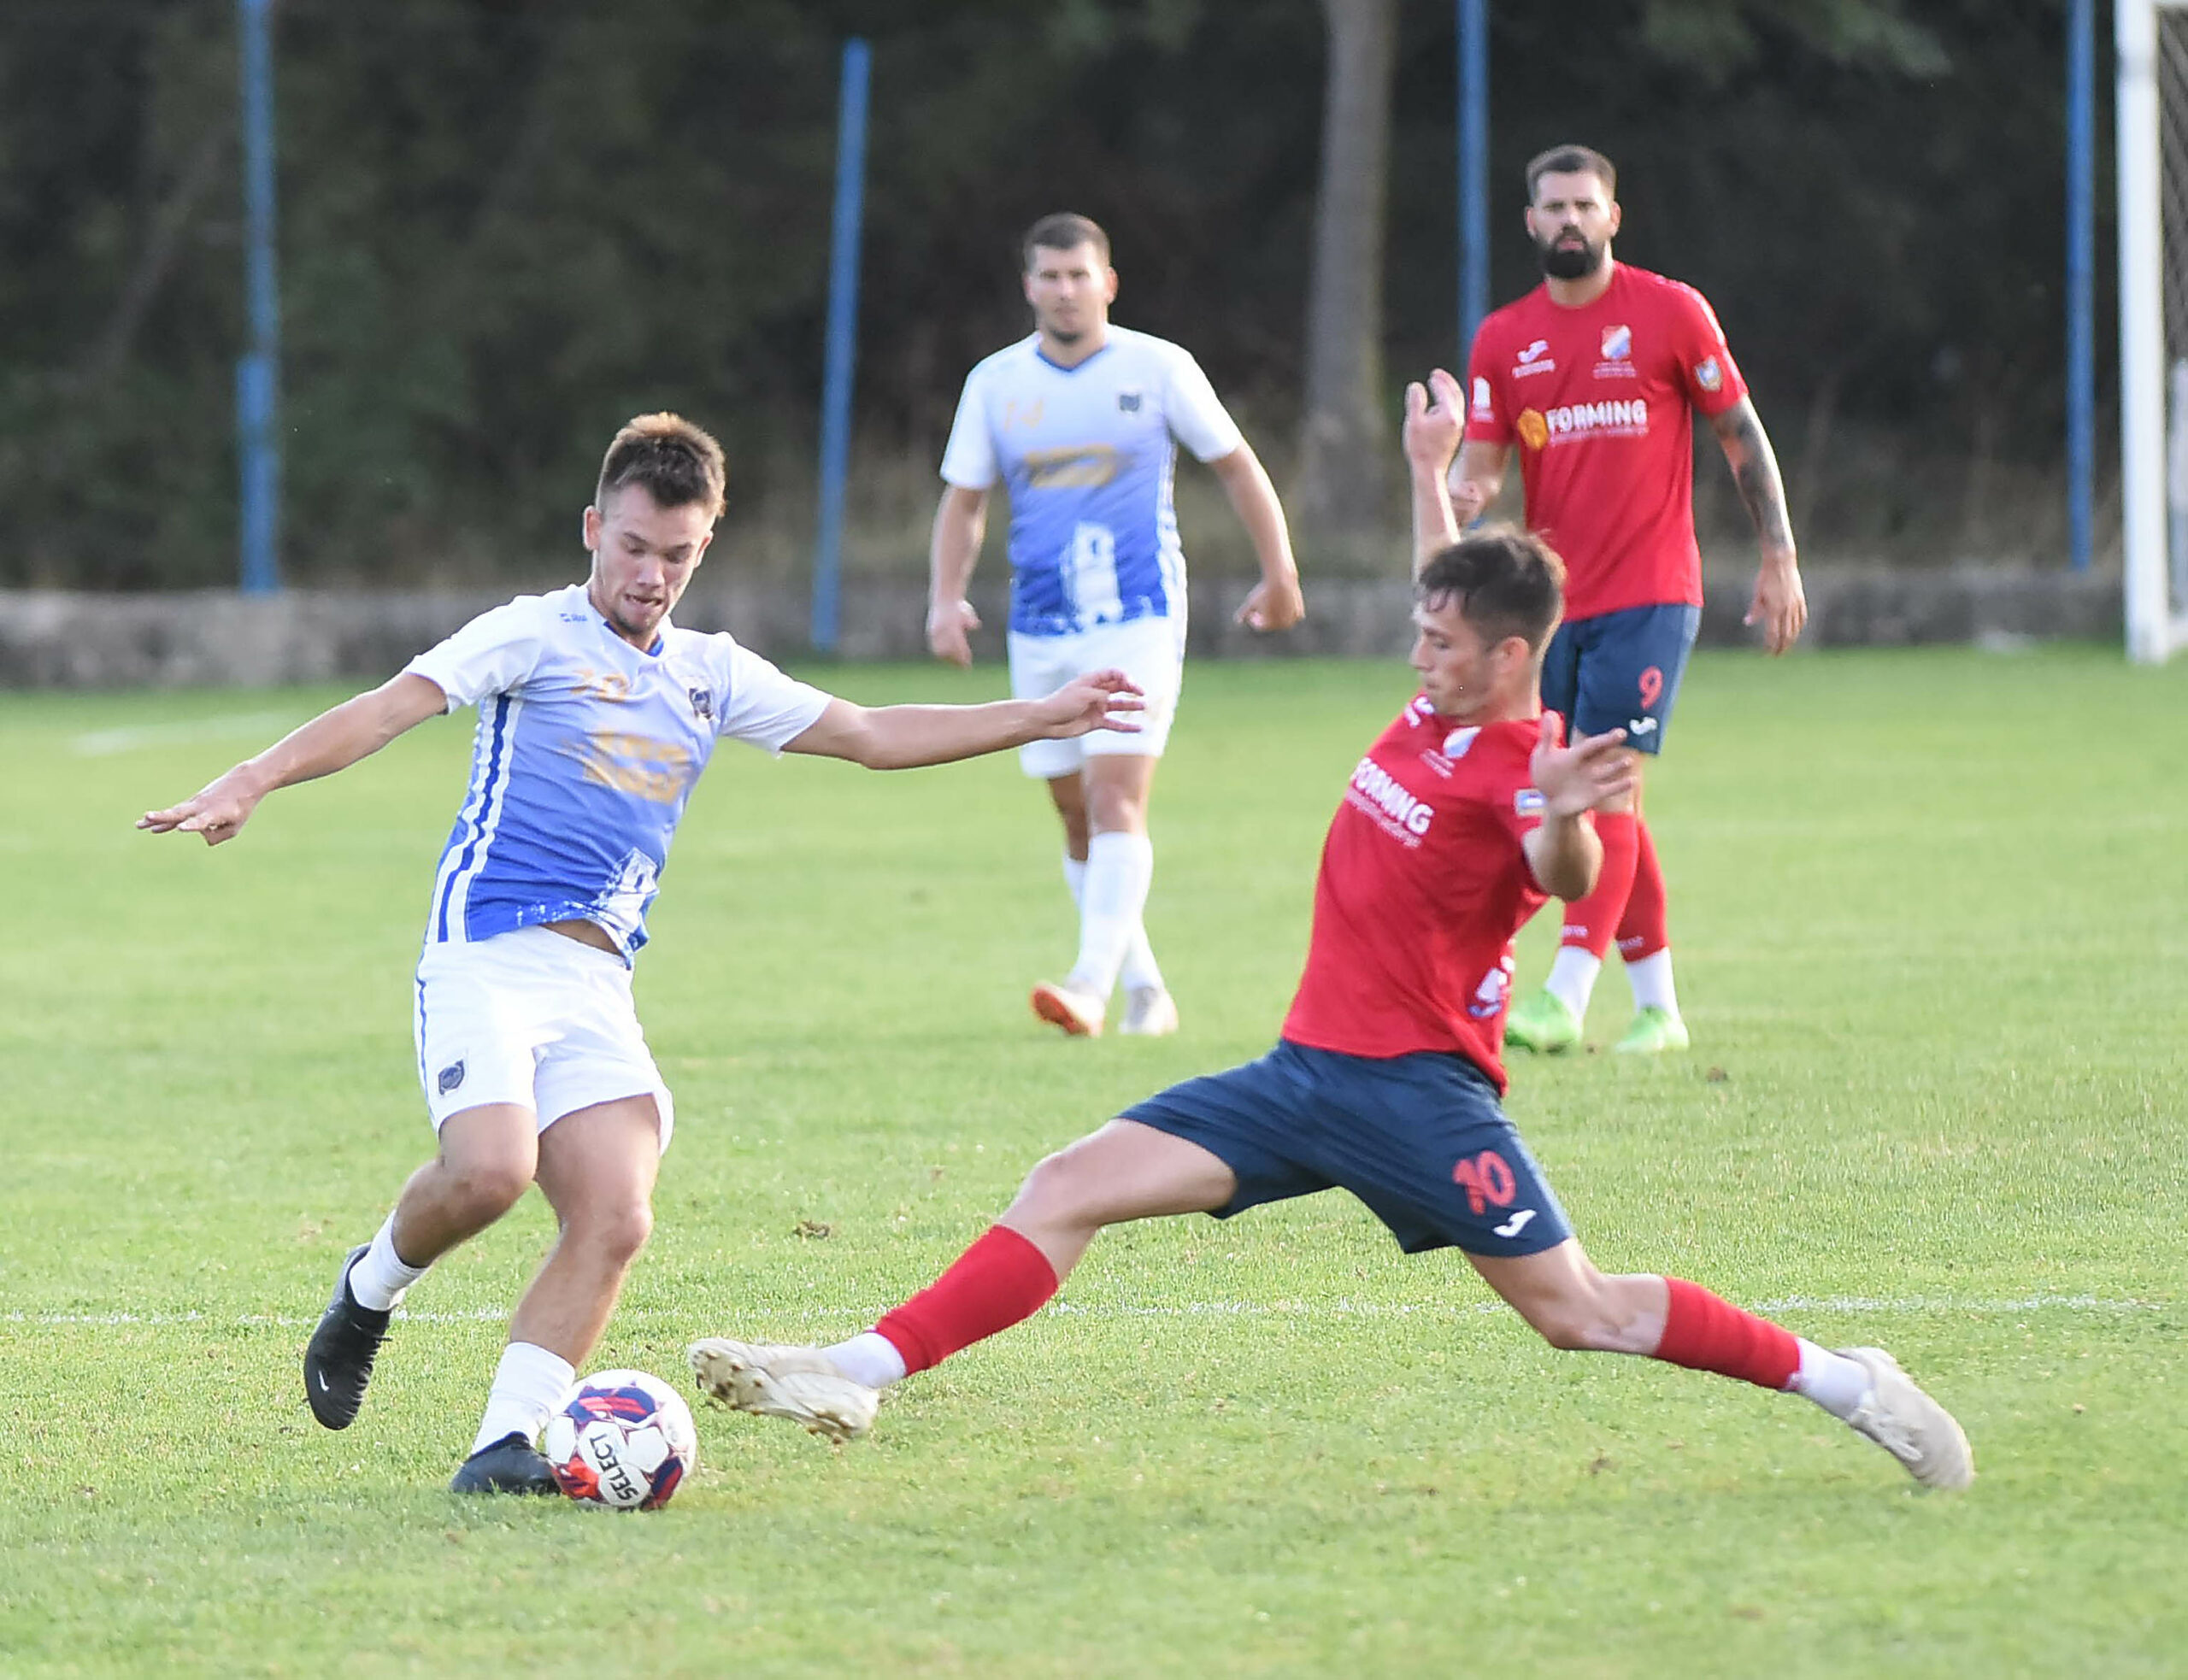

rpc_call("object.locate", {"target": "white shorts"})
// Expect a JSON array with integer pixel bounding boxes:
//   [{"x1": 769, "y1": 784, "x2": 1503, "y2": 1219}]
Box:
[
  {"x1": 1008, "y1": 613, "x2": 1187, "y2": 780},
  {"x1": 413, "y1": 925, "x2": 675, "y2": 1151}
]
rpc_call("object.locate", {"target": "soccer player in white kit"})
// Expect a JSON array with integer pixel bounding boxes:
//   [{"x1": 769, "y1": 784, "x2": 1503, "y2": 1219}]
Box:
[
  {"x1": 139, "y1": 413, "x2": 1144, "y2": 1493},
  {"x1": 928, "y1": 213, "x2": 1305, "y2": 1039}
]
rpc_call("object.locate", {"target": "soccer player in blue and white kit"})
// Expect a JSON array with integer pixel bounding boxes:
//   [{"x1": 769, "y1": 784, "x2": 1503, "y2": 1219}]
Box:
[
  {"x1": 928, "y1": 213, "x2": 1305, "y2": 1039},
  {"x1": 140, "y1": 414, "x2": 1144, "y2": 1494}
]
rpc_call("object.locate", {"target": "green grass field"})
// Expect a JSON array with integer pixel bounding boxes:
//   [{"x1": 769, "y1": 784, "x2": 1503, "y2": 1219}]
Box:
[{"x1": 3, "y1": 646, "x2": 2185, "y2": 1678}]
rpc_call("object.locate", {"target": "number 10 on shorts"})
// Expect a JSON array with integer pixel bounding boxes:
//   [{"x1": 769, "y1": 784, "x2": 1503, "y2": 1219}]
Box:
[{"x1": 1452, "y1": 1148, "x2": 1518, "y2": 1215}]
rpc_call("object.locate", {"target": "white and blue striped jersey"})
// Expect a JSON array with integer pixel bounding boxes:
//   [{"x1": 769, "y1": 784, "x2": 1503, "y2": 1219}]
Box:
[
  {"x1": 403, "y1": 584, "x2": 832, "y2": 962},
  {"x1": 940, "y1": 326, "x2": 1243, "y2": 637}
]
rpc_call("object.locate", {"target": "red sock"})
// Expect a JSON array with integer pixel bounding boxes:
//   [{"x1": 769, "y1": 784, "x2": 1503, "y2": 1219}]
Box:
[
  {"x1": 1561, "y1": 809, "x2": 1638, "y2": 958},
  {"x1": 1652, "y1": 1277, "x2": 1800, "y2": 1390},
  {"x1": 875, "y1": 1225, "x2": 1060, "y2": 1375},
  {"x1": 1615, "y1": 818, "x2": 1669, "y2": 961}
]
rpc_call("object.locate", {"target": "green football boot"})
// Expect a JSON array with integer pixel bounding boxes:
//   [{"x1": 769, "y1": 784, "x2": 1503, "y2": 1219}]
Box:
[
  {"x1": 1503, "y1": 988, "x2": 1582, "y2": 1054},
  {"x1": 1612, "y1": 1006, "x2": 1690, "y2": 1055}
]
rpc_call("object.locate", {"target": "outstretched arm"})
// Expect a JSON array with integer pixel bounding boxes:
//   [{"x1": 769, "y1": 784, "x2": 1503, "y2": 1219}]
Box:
[
  {"x1": 138, "y1": 673, "x2": 450, "y2": 845},
  {"x1": 1520, "y1": 718, "x2": 1638, "y2": 901},
  {"x1": 1403, "y1": 368, "x2": 1479, "y2": 575},
  {"x1": 782, "y1": 671, "x2": 1144, "y2": 771},
  {"x1": 1708, "y1": 396, "x2": 1806, "y2": 655},
  {"x1": 1203, "y1": 444, "x2": 1304, "y2": 631},
  {"x1": 926, "y1": 485, "x2": 990, "y2": 667}
]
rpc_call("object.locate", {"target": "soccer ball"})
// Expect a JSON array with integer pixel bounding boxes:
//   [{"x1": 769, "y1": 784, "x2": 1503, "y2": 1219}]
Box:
[{"x1": 542, "y1": 1369, "x2": 697, "y2": 1510}]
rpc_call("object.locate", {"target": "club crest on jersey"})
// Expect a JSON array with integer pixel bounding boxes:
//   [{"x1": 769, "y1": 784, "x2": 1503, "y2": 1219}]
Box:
[
  {"x1": 687, "y1": 687, "x2": 715, "y2": 721},
  {"x1": 1695, "y1": 355, "x2": 1724, "y2": 392},
  {"x1": 437, "y1": 1060, "x2": 466, "y2": 1096},
  {"x1": 1467, "y1": 955, "x2": 1515, "y2": 1020},
  {"x1": 1117, "y1": 389, "x2": 1143, "y2": 413},
  {"x1": 1515, "y1": 788, "x2": 1546, "y2": 816},
  {"x1": 1600, "y1": 324, "x2": 1632, "y2": 361}
]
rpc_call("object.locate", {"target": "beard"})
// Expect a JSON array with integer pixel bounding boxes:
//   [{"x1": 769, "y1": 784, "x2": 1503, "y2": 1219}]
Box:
[{"x1": 1536, "y1": 232, "x2": 1603, "y2": 279}]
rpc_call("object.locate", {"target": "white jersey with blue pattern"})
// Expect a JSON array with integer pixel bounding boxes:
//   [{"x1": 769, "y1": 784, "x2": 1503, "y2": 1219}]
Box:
[
  {"x1": 403, "y1": 584, "x2": 833, "y2": 963},
  {"x1": 939, "y1": 325, "x2": 1243, "y2": 637}
]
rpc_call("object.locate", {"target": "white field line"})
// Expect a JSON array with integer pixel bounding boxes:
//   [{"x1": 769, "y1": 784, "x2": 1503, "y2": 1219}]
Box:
[
  {"x1": 3, "y1": 1293, "x2": 2163, "y2": 1331},
  {"x1": 73, "y1": 711, "x2": 298, "y2": 758}
]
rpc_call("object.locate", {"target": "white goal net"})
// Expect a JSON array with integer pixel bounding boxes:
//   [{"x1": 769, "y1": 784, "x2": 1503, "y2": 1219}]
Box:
[{"x1": 2120, "y1": 0, "x2": 2188, "y2": 661}]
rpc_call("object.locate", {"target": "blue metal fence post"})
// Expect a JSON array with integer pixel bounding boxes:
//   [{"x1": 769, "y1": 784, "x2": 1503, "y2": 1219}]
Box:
[
  {"x1": 237, "y1": 0, "x2": 281, "y2": 594},
  {"x1": 2067, "y1": 0, "x2": 2096, "y2": 573},
  {"x1": 812, "y1": 38, "x2": 872, "y2": 654},
  {"x1": 1457, "y1": 0, "x2": 1490, "y2": 359}
]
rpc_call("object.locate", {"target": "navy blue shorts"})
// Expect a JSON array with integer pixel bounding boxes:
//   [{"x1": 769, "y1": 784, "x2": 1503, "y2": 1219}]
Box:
[
  {"x1": 1121, "y1": 1040, "x2": 1573, "y2": 1257},
  {"x1": 1539, "y1": 602, "x2": 1702, "y2": 756}
]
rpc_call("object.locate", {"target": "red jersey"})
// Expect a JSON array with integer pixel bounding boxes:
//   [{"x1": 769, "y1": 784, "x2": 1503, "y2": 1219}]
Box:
[
  {"x1": 1281, "y1": 702, "x2": 1558, "y2": 1093},
  {"x1": 1463, "y1": 262, "x2": 1747, "y2": 622}
]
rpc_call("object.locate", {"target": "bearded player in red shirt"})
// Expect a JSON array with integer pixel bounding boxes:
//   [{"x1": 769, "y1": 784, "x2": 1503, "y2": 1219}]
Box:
[
  {"x1": 685, "y1": 378, "x2": 1970, "y2": 1491},
  {"x1": 1457, "y1": 144, "x2": 1806, "y2": 1057}
]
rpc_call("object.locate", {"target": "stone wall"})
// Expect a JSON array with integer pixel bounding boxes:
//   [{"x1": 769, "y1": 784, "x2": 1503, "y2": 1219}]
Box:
[{"x1": 0, "y1": 567, "x2": 2125, "y2": 690}]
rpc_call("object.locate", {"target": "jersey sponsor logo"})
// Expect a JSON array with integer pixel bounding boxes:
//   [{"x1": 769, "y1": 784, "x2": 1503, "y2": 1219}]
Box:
[
  {"x1": 1117, "y1": 389, "x2": 1143, "y2": 413},
  {"x1": 1695, "y1": 355, "x2": 1724, "y2": 392},
  {"x1": 1471, "y1": 376, "x2": 1496, "y2": 422},
  {"x1": 1442, "y1": 725, "x2": 1480, "y2": 759},
  {"x1": 1513, "y1": 336, "x2": 1559, "y2": 379},
  {"x1": 1345, "y1": 755, "x2": 1435, "y2": 843},
  {"x1": 1023, "y1": 443, "x2": 1120, "y2": 490},
  {"x1": 573, "y1": 668, "x2": 634, "y2": 704},
  {"x1": 1516, "y1": 338, "x2": 1551, "y2": 363},
  {"x1": 1626, "y1": 716, "x2": 1660, "y2": 737},
  {"x1": 1493, "y1": 1207, "x2": 1538, "y2": 1239},
  {"x1": 573, "y1": 731, "x2": 696, "y2": 805},
  {"x1": 1520, "y1": 398, "x2": 1650, "y2": 449}
]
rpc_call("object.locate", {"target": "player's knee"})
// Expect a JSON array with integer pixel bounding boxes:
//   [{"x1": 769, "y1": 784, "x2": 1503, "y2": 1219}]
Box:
[
  {"x1": 572, "y1": 1198, "x2": 653, "y2": 1266},
  {"x1": 1009, "y1": 1148, "x2": 1105, "y2": 1231},
  {"x1": 444, "y1": 1157, "x2": 532, "y2": 1223}
]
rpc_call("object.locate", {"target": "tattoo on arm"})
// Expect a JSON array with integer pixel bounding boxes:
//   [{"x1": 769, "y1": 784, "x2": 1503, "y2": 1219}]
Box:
[{"x1": 1711, "y1": 400, "x2": 1795, "y2": 552}]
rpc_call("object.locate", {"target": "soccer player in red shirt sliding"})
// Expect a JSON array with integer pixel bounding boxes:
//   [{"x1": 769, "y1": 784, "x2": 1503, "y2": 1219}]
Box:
[
  {"x1": 1456, "y1": 144, "x2": 1807, "y2": 1056},
  {"x1": 685, "y1": 375, "x2": 1971, "y2": 1491}
]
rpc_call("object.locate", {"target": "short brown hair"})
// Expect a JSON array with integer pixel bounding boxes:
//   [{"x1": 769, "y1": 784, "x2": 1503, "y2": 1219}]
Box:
[
  {"x1": 1525, "y1": 144, "x2": 1616, "y2": 204},
  {"x1": 595, "y1": 413, "x2": 726, "y2": 520},
  {"x1": 1021, "y1": 212, "x2": 1111, "y2": 271},
  {"x1": 1417, "y1": 525, "x2": 1565, "y2": 653}
]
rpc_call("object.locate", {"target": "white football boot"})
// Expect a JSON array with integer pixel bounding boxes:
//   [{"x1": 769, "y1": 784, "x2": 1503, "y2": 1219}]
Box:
[
  {"x1": 1117, "y1": 985, "x2": 1179, "y2": 1037},
  {"x1": 687, "y1": 1338, "x2": 879, "y2": 1443},
  {"x1": 1838, "y1": 1347, "x2": 1974, "y2": 1489},
  {"x1": 1031, "y1": 979, "x2": 1105, "y2": 1037}
]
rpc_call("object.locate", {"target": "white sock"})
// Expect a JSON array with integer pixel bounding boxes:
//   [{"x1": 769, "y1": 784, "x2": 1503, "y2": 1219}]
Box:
[
  {"x1": 1626, "y1": 949, "x2": 1681, "y2": 1019},
  {"x1": 1544, "y1": 946, "x2": 1603, "y2": 1018},
  {"x1": 1790, "y1": 1339, "x2": 1873, "y2": 1420},
  {"x1": 347, "y1": 1213, "x2": 428, "y2": 1313},
  {"x1": 824, "y1": 1330, "x2": 909, "y2": 1389},
  {"x1": 469, "y1": 1341, "x2": 575, "y2": 1455},
  {"x1": 1069, "y1": 831, "x2": 1155, "y2": 1000},
  {"x1": 1065, "y1": 850, "x2": 1164, "y2": 996}
]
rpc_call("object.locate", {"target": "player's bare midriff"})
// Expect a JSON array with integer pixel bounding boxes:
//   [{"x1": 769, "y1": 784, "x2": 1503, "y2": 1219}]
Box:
[{"x1": 544, "y1": 919, "x2": 620, "y2": 955}]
